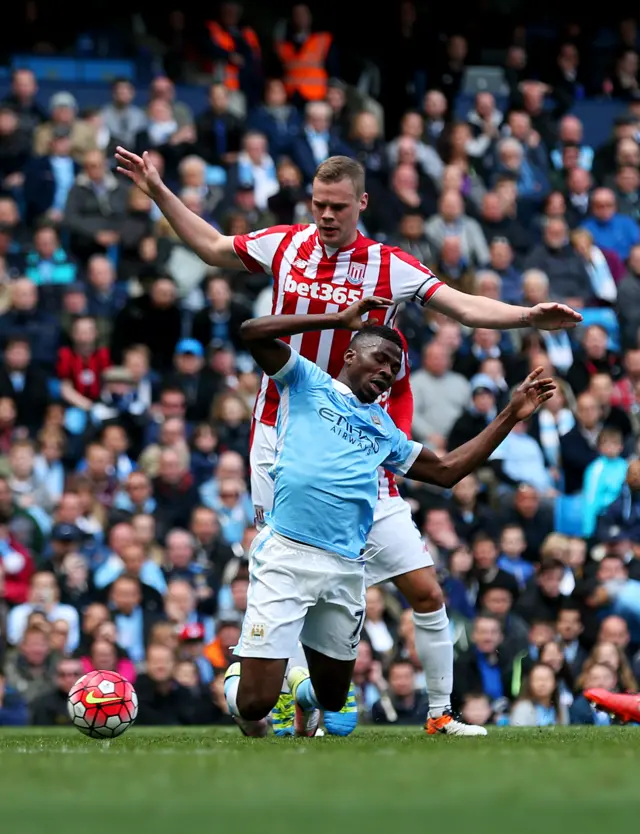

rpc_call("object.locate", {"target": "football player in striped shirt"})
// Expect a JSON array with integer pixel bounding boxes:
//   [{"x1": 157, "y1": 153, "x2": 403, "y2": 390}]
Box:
[{"x1": 116, "y1": 147, "x2": 580, "y2": 736}]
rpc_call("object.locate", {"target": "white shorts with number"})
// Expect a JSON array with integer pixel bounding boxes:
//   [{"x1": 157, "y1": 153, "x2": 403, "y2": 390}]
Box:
[
  {"x1": 249, "y1": 422, "x2": 434, "y2": 589},
  {"x1": 236, "y1": 526, "x2": 366, "y2": 662}
]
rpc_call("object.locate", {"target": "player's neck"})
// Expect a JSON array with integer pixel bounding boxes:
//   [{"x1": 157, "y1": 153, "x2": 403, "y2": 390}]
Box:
[{"x1": 336, "y1": 370, "x2": 366, "y2": 403}]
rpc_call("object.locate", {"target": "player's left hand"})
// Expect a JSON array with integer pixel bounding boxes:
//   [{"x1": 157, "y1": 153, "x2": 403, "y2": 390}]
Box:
[
  {"x1": 338, "y1": 296, "x2": 391, "y2": 331},
  {"x1": 528, "y1": 302, "x2": 583, "y2": 330},
  {"x1": 508, "y1": 367, "x2": 556, "y2": 421}
]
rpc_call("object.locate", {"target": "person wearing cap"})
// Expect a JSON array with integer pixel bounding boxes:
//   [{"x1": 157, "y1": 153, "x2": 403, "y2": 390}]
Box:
[
  {"x1": 33, "y1": 92, "x2": 98, "y2": 163},
  {"x1": 40, "y1": 523, "x2": 86, "y2": 572},
  {"x1": 447, "y1": 373, "x2": 499, "y2": 451},
  {"x1": 164, "y1": 338, "x2": 220, "y2": 423},
  {"x1": 89, "y1": 367, "x2": 148, "y2": 450},
  {"x1": 178, "y1": 622, "x2": 215, "y2": 684}
]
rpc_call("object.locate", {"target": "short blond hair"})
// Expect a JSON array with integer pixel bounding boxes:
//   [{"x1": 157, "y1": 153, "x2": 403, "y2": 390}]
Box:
[{"x1": 314, "y1": 156, "x2": 365, "y2": 197}]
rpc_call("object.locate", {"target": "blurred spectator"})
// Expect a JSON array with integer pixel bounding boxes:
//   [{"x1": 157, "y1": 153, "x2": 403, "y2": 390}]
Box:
[
  {"x1": 135, "y1": 642, "x2": 198, "y2": 725},
  {"x1": 30, "y1": 656, "x2": 83, "y2": 725},
  {"x1": 371, "y1": 659, "x2": 429, "y2": 725},
  {"x1": 411, "y1": 340, "x2": 470, "y2": 445},
  {"x1": 290, "y1": 100, "x2": 353, "y2": 184},
  {"x1": 33, "y1": 92, "x2": 97, "y2": 163},
  {"x1": 7, "y1": 572, "x2": 79, "y2": 652},
  {"x1": 510, "y1": 662, "x2": 569, "y2": 726},
  {"x1": 63, "y1": 149, "x2": 128, "y2": 264}
]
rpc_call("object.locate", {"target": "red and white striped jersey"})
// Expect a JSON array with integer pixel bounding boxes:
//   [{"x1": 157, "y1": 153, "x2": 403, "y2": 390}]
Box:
[
  {"x1": 233, "y1": 223, "x2": 443, "y2": 428},
  {"x1": 377, "y1": 331, "x2": 413, "y2": 500}
]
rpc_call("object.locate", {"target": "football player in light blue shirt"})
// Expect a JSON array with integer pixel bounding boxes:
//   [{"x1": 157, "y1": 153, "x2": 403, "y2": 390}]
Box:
[{"x1": 224, "y1": 297, "x2": 556, "y2": 737}]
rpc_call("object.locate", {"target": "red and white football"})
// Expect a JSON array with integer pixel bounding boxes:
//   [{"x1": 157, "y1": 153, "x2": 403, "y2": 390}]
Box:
[{"x1": 67, "y1": 669, "x2": 138, "y2": 739}]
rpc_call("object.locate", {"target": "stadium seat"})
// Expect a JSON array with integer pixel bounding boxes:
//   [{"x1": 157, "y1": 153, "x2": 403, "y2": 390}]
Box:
[
  {"x1": 570, "y1": 101, "x2": 625, "y2": 148},
  {"x1": 80, "y1": 60, "x2": 135, "y2": 83},
  {"x1": 11, "y1": 55, "x2": 79, "y2": 82},
  {"x1": 461, "y1": 66, "x2": 509, "y2": 96},
  {"x1": 578, "y1": 308, "x2": 621, "y2": 352},
  {"x1": 554, "y1": 493, "x2": 585, "y2": 537}
]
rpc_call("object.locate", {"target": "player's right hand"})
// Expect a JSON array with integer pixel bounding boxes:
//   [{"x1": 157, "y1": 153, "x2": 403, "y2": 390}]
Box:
[
  {"x1": 115, "y1": 146, "x2": 163, "y2": 197},
  {"x1": 338, "y1": 296, "x2": 391, "y2": 331},
  {"x1": 508, "y1": 366, "x2": 556, "y2": 421}
]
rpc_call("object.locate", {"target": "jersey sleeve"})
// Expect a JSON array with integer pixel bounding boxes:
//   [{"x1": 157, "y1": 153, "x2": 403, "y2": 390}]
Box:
[
  {"x1": 270, "y1": 349, "x2": 330, "y2": 392},
  {"x1": 388, "y1": 247, "x2": 444, "y2": 305},
  {"x1": 232, "y1": 226, "x2": 291, "y2": 274},
  {"x1": 381, "y1": 416, "x2": 422, "y2": 475}
]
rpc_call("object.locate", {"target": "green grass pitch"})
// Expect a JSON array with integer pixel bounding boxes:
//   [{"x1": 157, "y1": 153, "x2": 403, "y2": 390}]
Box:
[{"x1": 1, "y1": 726, "x2": 639, "y2": 834}]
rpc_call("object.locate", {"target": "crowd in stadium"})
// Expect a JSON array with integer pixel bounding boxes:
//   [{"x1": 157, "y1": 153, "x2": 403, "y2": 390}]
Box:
[{"x1": 1, "y1": 1, "x2": 640, "y2": 729}]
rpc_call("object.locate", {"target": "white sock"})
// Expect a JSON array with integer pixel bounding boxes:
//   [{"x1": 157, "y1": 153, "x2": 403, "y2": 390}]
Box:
[
  {"x1": 224, "y1": 674, "x2": 241, "y2": 718},
  {"x1": 413, "y1": 607, "x2": 453, "y2": 717},
  {"x1": 282, "y1": 644, "x2": 308, "y2": 693}
]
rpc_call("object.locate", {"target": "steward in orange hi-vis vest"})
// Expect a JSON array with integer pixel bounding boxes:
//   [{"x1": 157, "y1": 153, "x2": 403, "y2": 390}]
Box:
[
  {"x1": 275, "y1": 32, "x2": 333, "y2": 102},
  {"x1": 206, "y1": 20, "x2": 261, "y2": 91}
]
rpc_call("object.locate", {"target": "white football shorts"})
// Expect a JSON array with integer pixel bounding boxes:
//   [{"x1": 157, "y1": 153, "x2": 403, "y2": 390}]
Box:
[
  {"x1": 249, "y1": 421, "x2": 434, "y2": 588},
  {"x1": 236, "y1": 526, "x2": 366, "y2": 662}
]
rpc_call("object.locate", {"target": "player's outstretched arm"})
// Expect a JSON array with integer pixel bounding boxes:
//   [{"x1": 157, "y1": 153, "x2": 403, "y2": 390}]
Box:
[
  {"x1": 240, "y1": 297, "x2": 391, "y2": 376},
  {"x1": 429, "y1": 283, "x2": 582, "y2": 332},
  {"x1": 114, "y1": 147, "x2": 241, "y2": 270},
  {"x1": 406, "y1": 368, "x2": 555, "y2": 488}
]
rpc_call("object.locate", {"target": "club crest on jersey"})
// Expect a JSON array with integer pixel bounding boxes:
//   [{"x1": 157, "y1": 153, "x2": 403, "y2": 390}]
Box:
[
  {"x1": 347, "y1": 262, "x2": 365, "y2": 284},
  {"x1": 371, "y1": 412, "x2": 381, "y2": 425},
  {"x1": 250, "y1": 622, "x2": 266, "y2": 640}
]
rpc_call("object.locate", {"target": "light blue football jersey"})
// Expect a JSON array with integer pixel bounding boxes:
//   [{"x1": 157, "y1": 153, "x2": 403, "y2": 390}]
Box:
[{"x1": 266, "y1": 349, "x2": 421, "y2": 559}]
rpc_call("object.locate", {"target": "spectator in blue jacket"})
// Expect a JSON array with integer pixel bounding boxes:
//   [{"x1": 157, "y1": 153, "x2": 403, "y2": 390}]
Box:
[
  {"x1": 596, "y1": 461, "x2": 640, "y2": 543},
  {"x1": 246, "y1": 79, "x2": 301, "y2": 160},
  {"x1": 582, "y1": 427, "x2": 628, "y2": 537},
  {"x1": 581, "y1": 188, "x2": 640, "y2": 260}
]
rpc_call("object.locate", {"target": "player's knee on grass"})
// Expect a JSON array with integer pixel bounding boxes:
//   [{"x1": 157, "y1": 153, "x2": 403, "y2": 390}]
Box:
[
  {"x1": 395, "y1": 566, "x2": 444, "y2": 613},
  {"x1": 236, "y1": 659, "x2": 285, "y2": 720}
]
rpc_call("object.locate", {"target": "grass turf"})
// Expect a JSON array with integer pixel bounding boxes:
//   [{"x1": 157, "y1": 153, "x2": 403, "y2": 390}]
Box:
[{"x1": 1, "y1": 726, "x2": 639, "y2": 834}]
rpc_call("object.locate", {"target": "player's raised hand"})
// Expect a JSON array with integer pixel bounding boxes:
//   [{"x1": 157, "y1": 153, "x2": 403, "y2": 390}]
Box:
[
  {"x1": 114, "y1": 147, "x2": 163, "y2": 197},
  {"x1": 508, "y1": 367, "x2": 556, "y2": 421},
  {"x1": 528, "y1": 302, "x2": 583, "y2": 330},
  {"x1": 338, "y1": 297, "x2": 391, "y2": 331}
]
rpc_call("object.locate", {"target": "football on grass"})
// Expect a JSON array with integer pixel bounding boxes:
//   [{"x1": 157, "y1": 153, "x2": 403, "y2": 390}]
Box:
[{"x1": 67, "y1": 670, "x2": 138, "y2": 739}]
